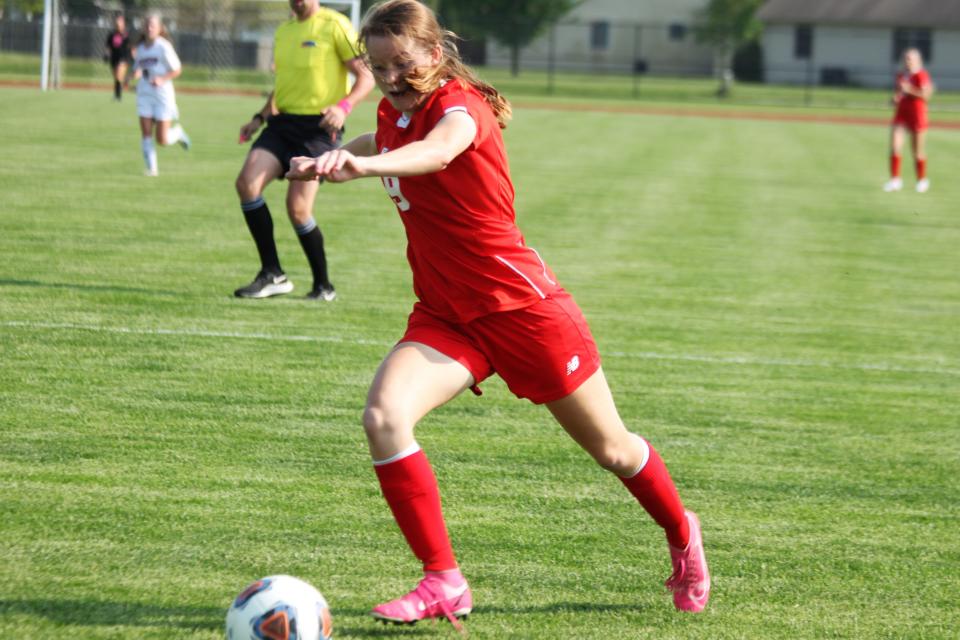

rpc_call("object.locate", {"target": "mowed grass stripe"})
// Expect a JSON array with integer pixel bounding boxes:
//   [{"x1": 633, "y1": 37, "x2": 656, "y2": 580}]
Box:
[{"x1": 4, "y1": 320, "x2": 958, "y2": 377}]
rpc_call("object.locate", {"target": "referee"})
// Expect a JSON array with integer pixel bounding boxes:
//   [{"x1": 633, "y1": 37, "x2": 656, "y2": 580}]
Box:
[{"x1": 234, "y1": 0, "x2": 373, "y2": 300}]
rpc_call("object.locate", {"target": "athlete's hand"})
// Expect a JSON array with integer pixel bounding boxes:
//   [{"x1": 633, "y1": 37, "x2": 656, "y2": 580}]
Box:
[
  {"x1": 238, "y1": 119, "x2": 261, "y2": 144},
  {"x1": 151, "y1": 76, "x2": 166, "y2": 87},
  {"x1": 320, "y1": 104, "x2": 347, "y2": 141},
  {"x1": 286, "y1": 150, "x2": 365, "y2": 183},
  {"x1": 286, "y1": 156, "x2": 322, "y2": 181}
]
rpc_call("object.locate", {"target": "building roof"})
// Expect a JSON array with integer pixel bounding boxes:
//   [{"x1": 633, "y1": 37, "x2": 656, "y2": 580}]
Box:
[{"x1": 757, "y1": 0, "x2": 960, "y2": 29}]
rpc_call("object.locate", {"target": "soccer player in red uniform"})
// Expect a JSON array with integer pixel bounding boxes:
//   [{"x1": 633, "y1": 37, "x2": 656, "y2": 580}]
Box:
[
  {"x1": 885, "y1": 48, "x2": 934, "y2": 193},
  {"x1": 288, "y1": 0, "x2": 710, "y2": 626}
]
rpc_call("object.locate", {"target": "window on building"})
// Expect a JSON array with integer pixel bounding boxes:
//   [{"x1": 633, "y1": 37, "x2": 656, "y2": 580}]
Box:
[
  {"x1": 893, "y1": 28, "x2": 933, "y2": 63},
  {"x1": 669, "y1": 23, "x2": 687, "y2": 41},
  {"x1": 590, "y1": 21, "x2": 609, "y2": 51},
  {"x1": 794, "y1": 25, "x2": 813, "y2": 59}
]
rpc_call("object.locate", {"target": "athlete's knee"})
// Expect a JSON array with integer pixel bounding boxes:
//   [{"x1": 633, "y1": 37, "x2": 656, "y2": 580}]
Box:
[
  {"x1": 287, "y1": 208, "x2": 313, "y2": 228},
  {"x1": 362, "y1": 403, "x2": 413, "y2": 444},
  {"x1": 285, "y1": 195, "x2": 314, "y2": 224},
  {"x1": 591, "y1": 433, "x2": 647, "y2": 476},
  {"x1": 236, "y1": 173, "x2": 258, "y2": 201},
  {"x1": 592, "y1": 446, "x2": 633, "y2": 474}
]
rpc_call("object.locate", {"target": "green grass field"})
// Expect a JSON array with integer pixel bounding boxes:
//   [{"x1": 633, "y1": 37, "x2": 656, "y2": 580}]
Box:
[{"x1": 1, "y1": 85, "x2": 958, "y2": 639}]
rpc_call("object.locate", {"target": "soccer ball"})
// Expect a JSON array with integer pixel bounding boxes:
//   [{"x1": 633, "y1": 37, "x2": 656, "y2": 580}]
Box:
[{"x1": 225, "y1": 575, "x2": 332, "y2": 640}]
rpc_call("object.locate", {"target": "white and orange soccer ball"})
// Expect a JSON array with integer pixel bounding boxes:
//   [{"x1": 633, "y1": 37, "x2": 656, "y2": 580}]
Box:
[{"x1": 225, "y1": 575, "x2": 332, "y2": 640}]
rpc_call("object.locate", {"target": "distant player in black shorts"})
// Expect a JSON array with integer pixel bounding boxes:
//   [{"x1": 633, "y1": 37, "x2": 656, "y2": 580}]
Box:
[
  {"x1": 104, "y1": 13, "x2": 133, "y2": 101},
  {"x1": 233, "y1": 0, "x2": 374, "y2": 301}
]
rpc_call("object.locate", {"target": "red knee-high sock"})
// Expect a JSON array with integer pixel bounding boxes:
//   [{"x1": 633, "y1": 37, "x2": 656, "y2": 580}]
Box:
[
  {"x1": 916, "y1": 158, "x2": 927, "y2": 180},
  {"x1": 619, "y1": 443, "x2": 690, "y2": 549},
  {"x1": 374, "y1": 449, "x2": 458, "y2": 572},
  {"x1": 890, "y1": 155, "x2": 902, "y2": 178}
]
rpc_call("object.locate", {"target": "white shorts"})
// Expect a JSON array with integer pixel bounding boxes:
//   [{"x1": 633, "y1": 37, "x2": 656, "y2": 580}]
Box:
[{"x1": 137, "y1": 92, "x2": 179, "y2": 121}]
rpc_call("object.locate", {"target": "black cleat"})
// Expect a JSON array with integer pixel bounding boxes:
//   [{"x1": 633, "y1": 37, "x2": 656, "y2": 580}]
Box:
[
  {"x1": 306, "y1": 283, "x2": 336, "y2": 301},
  {"x1": 233, "y1": 271, "x2": 294, "y2": 298}
]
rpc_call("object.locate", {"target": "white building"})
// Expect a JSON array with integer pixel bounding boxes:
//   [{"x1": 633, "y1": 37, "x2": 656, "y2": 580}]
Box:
[
  {"x1": 485, "y1": 0, "x2": 713, "y2": 76},
  {"x1": 758, "y1": 0, "x2": 960, "y2": 90}
]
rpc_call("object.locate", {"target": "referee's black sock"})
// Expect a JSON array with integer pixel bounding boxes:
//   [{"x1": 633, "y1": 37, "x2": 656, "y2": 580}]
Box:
[
  {"x1": 295, "y1": 218, "x2": 331, "y2": 289},
  {"x1": 241, "y1": 197, "x2": 283, "y2": 275},
  {"x1": 114, "y1": 80, "x2": 122, "y2": 100}
]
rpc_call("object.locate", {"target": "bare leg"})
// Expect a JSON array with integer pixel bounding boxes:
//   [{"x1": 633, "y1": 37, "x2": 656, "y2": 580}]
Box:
[
  {"x1": 139, "y1": 116, "x2": 155, "y2": 139},
  {"x1": 885, "y1": 125, "x2": 907, "y2": 189},
  {"x1": 363, "y1": 342, "x2": 474, "y2": 460},
  {"x1": 234, "y1": 149, "x2": 286, "y2": 285},
  {"x1": 139, "y1": 117, "x2": 157, "y2": 174},
  {"x1": 890, "y1": 124, "x2": 906, "y2": 159},
  {"x1": 547, "y1": 367, "x2": 710, "y2": 612},
  {"x1": 912, "y1": 129, "x2": 929, "y2": 190},
  {"x1": 365, "y1": 342, "x2": 474, "y2": 591},
  {"x1": 113, "y1": 62, "x2": 128, "y2": 100},
  {"x1": 154, "y1": 119, "x2": 170, "y2": 146},
  {"x1": 545, "y1": 367, "x2": 646, "y2": 476},
  {"x1": 546, "y1": 367, "x2": 688, "y2": 546},
  {"x1": 236, "y1": 148, "x2": 283, "y2": 202},
  {"x1": 285, "y1": 179, "x2": 320, "y2": 227},
  {"x1": 913, "y1": 129, "x2": 926, "y2": 159}
]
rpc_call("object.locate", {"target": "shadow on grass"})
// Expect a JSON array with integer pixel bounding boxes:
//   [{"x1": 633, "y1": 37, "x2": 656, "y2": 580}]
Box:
[
  {"x1": 0, "y1": 278, "x2": 176, "y2": 296},
  {"x1": 0, "y1": 598, "x2": 223, "y2": 631},
  {"x1": 332, "y1": 602, "x2": 648, "y2": 638},
  {"x1": 0, "y1": 599, "x2": 649, "y2": 637},
  {"x1": 476, "y1": 602, "x2": 647, "y2": 616}
]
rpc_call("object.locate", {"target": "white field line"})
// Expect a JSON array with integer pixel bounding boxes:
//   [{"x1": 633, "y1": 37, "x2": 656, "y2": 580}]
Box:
[
  {"x1": 3, "y1": 320, "x2": 958, "y2": 377},
  {"x1": 1, "y1": 320, "x2": 390, "y2": 347}
]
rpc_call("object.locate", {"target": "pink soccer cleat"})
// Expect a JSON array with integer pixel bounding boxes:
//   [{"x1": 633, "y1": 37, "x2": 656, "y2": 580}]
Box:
[
  {"x1": 371, "y1": 570, "x2": 472, "y2": 630},
  {"x1": 665, "y1": 510, "x2": 711, "y2": 612}
]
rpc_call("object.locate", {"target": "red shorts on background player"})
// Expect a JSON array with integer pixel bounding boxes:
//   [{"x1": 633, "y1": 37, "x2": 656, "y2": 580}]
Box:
[
  {"x1": 287, "y1": 0, "x2": 710, "y2": 628},
  {"x1": 885, "y1": 48, "x2": 935, "y2": 193}
]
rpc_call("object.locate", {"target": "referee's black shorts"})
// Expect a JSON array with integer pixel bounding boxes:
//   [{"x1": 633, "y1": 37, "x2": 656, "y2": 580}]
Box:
[{"x1": 252, "y1": 113, "x2": 343, "y2": 176}]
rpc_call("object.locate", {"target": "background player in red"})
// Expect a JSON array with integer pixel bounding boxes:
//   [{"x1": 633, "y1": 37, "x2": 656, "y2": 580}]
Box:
[
  {"x1": 885, "y1": 47, "x2": 934, "y2": 193},
  {"x1": 288, "y1": 0, "x2": 710, "y2": 627}
]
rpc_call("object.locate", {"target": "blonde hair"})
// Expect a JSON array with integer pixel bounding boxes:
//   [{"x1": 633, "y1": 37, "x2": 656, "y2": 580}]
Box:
[
  {"x1": 140, "y1": 12, "x2": 171, "y2": 44},
  {"x1": 360, "y1": 0, "x2": 511, "y2": 128}
]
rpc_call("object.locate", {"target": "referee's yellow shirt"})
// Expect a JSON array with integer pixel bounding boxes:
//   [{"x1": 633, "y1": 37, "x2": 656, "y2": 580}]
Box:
[{"x1": 273, "y1": 8, "x2": 360, "y2": 115}]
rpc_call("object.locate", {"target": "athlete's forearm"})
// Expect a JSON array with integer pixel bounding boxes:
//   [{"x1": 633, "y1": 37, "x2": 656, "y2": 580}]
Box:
[
  {"x1": 340, "y1": 60, "x2": 375, "y2": 113},
  {"x1": 358, "y1": 112, "x2": 475, "y2": 177},
  {"x1": 341, "y1": 133, "x2": 377, "y2": 157},
  {"x1": 360, "y1": 139, "x2": 456, "y2": 177},
  {"x1": 255, "y1": 92, "x2": 276, "y2": 119}
]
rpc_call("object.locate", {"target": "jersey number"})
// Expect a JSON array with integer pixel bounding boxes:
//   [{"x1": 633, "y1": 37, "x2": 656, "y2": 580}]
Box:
[
  {"x1": 382, "y1": 176, "x2": 411, "y2": 212},
  {"x1": 379, "y1": 147, "x2": 410, "y2": 212}
]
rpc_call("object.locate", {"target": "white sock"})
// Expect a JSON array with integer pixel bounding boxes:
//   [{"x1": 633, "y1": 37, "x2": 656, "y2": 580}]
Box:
[
  {"x1": 141, "y1": 137, "x2": 157, "y2": 172},
  {"x1": 164, "y1": 124, "x2": 184, "y2": 146},
  {"x1": 372, "y1": 441, "x2": 421, "y2": 466}
]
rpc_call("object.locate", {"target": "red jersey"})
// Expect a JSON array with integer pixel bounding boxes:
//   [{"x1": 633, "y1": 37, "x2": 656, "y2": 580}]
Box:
[
  {"x1": 894, "y1": 69, "x2": 930, "y2": 121},
  {"x1": 374, "y1": 80, "x2": 560, "y2": 323}
]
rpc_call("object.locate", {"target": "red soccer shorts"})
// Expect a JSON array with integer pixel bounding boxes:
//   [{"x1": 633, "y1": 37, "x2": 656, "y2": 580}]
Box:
[
  {"x1": 893, "y1": 107, "x2": 928, "y2": 132},
  {"x1": 400, "y1": 289, "x2": 601, "y2": 404}
]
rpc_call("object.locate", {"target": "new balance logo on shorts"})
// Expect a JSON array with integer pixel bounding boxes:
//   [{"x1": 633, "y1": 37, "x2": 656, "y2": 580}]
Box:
[{"x1": 566, "y1": 355, "x2": 580, "y2": 376}]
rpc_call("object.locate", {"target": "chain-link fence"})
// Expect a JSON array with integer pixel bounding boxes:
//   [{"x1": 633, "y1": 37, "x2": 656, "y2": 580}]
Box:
[
  {"x1": 3, "y1": 6, "x2": 958, "y2": 111},
  {"x1": 0, "y1": 0, "x2": 319, "y2": 89},
  {"x1": 468, "y1": 19, "x2": 960, "y2": 111}
]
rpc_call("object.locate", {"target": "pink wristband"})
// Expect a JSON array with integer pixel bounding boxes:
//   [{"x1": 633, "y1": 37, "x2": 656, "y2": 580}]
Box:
[{"x1": 336, "y1": 99, "x2": 352, "y2": 115}]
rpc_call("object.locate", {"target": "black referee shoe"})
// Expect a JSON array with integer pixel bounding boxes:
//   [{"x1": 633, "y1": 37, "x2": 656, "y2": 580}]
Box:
[
  {"x1": 306, "y1": 283, "x2": 336, "y2": 302},
  {"x1": 234, "y1": 271, "x2": 294, "y2": 299}
]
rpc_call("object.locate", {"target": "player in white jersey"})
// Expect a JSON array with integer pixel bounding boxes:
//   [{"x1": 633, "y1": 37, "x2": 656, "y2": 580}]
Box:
[{"x1": 130, "y1": 13, "x2": 190, "y2": 176}]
